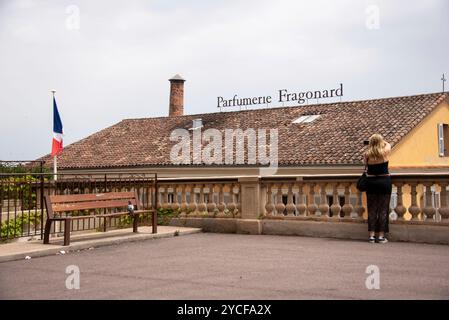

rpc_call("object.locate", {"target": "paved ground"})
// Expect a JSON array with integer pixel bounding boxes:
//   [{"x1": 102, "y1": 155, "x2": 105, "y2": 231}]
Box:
[
  {"x1": 0, "y1": 226, "x2": 201, "y2": 262},
  {"x1": 1, "y1": 233, "x2": 449, "y2": 299}
]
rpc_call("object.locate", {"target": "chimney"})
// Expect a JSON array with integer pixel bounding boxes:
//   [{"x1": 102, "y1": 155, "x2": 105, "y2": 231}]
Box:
[{"x1": 168, "y1": 74, "x2": 185, "y2": 117}]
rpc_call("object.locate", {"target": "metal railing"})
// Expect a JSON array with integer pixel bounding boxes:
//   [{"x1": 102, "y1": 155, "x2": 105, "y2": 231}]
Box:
[{"x1": 0, "y1": 172, "x2": 157, "y2": 241}]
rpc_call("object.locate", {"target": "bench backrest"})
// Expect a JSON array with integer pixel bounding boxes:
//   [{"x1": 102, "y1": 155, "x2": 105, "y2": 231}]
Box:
[{"x1": 45, "y1": 191, "x2": 141, "y2": 218}]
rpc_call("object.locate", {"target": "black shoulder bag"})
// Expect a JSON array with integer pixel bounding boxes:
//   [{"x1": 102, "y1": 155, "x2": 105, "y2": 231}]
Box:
[{"x1": 356, "y1": 157, "x2": 369, "y2": 192}]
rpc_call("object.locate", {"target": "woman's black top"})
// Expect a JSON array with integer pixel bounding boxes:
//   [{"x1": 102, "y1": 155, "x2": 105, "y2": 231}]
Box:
[
  {"x1": 367, "y1": 161, "x2": 389, "y2": 175},
  {"x1": 366, "y1": 160, "x2": 392, "y2": 194}
]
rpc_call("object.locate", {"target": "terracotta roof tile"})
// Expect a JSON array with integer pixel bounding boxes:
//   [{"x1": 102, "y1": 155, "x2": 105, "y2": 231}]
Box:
[{"x1": 39, "y1": 92, "x2": 448, "y2": 169}]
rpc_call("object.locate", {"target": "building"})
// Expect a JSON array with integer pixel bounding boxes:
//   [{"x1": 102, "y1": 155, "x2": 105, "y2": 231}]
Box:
[{"x1": 38, "y1": 76, "x2": 449, "y2": 223}]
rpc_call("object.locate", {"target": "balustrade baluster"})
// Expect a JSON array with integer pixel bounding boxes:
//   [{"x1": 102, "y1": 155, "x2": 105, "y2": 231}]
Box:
[
  {"x1": 307, "y1": 183, "x2": 318, "y2": 216},
  {"x1": 295, "y1": 183, "x2": 307, "y2": 217},
  {"x1": 423, "y1": 182, "x2": 436, "y2": 221},
  {"x1": 162, "y1": 186, "x2": 169, "y2": 210},
  {"x1": 197, "y1": 184, "x2": 207, "y2": 216},
  {"x1": 235, "y1": 184, "x2": 242, "y2": 218},
  {"x1": 354, "y1": 189, "x2": 365, "y2": 220},
  {"x1": 156, "y1": 187, "x2": 162, "y2": 210},
  {"x1": 275, "y1": 184, "x2": 285, "y2": 216},
  {"x1": 265, "y1": 184, "x2": 275, "y2": 217},
  {"x1": 188, "y1": 185, "x2": 198, "y2": 216},
  {"x1": 172, "y1": 185, "x2": 180, "y2": 213},
  {"x1": 408, "y1": 182, "x2": 421, "y2": 221},
  {"x1": 227, "y1": 184, "x2": 237, "y2": 217},
  {"x1": 318, "y1": 183, "x2": 329, "y2": 218},
  {"x1": 180, "y1": 185, "x2": 188, "y2": 217},
  {"x1": 394, "y1": 183, "x2": 407, "y2": 221},
  {"x1": 438, "y1": 182, "x2": 449, "y2": 222},
  {"x1": 330, "y1": 183, "x2": 341, "y2": 218},
  {"x1": 341, "y1": 183, "x2": 353, "y2": 218},
  {"x1": 207, "y1": 184, "x2": 217, "y2": 217},
  {"x1": 216, "y1": 184, "x2": 226, "y2": 218},
  {"x1": 286, "y1": 183, "x2": 295, "y2": 216}
]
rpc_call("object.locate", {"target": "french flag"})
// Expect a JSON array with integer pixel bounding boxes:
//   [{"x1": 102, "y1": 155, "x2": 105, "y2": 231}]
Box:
[{"x1": 51, "y1": 96, "x2": 63, "y2": 156}]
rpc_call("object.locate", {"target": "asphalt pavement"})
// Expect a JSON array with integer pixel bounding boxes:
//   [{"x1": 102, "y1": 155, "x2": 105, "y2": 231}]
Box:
[{"x1": 1, "y1": 233, "x2": 448, "y2": 299}]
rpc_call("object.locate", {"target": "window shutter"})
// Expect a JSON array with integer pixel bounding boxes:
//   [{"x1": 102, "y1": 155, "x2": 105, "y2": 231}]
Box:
[{"x1": 438, "y1": 123, "x2": 444, "y2": 156}]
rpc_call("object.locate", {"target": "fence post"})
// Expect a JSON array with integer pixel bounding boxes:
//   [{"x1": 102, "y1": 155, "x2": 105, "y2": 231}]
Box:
[
  {"x1": 40, "y1": 172, "x2": 45, "y2": 240},
  {"x1": 153, "y1": 173, "x2": 158, "y2": 233}
]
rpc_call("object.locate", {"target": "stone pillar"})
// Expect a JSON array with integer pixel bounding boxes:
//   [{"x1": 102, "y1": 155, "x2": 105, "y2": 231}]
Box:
[{"x1": 238, "y1": 177, "x2": 262, "y2": 219}]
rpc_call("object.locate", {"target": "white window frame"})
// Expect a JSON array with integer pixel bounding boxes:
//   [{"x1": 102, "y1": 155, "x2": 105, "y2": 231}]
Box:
[{"x1": 293, "y1": 115, "x2": 321, "y2": 124}]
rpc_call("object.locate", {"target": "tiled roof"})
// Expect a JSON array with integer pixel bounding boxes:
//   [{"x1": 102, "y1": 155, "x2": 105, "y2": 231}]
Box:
[{"x1": 39, "y1": 92, "x2": 448, "y2": 169}]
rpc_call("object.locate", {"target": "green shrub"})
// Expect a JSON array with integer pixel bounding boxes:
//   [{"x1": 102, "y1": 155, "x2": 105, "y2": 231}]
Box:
[
  {"x1": 157, "y1": 208, "x2": 180, "y2": 225},
  {"x1": 104, "y1": 208, "x2": 181, "y2": 229},
  {"x1": 0, "y1": 212, "x2": 41, "y2": 241},
  {"x1": 116, "y1": 210, "x2": 162, "y2": 229}
]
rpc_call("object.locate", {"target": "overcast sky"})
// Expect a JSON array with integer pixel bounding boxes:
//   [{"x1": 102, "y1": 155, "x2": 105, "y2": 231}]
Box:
[{"x1": 0, "y1": 0, "x2": 448, "y2": 160}]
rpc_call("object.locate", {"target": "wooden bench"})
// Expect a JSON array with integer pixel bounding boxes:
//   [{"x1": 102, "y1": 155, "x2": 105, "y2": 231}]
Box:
[{"x1": 43, "y1": 191, "x2": 157, "y2": 246}]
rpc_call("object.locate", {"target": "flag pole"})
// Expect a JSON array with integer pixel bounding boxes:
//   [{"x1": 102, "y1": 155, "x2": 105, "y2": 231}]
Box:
[
  {"x1": 54, "y1": 155, "x2": 57, "y2": 181},
  {"x1": 51, "y1": 89, "x2": 57, "y2": 181}
]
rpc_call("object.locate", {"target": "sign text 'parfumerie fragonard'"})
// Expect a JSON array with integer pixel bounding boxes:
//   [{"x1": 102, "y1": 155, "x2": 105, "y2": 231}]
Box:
[{"x1": 217, "y1": 83, "x2": 343, "y2": 108}]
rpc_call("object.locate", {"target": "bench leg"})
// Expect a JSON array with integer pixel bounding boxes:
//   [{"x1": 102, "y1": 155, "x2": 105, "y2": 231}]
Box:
[
  {"x1": 132, "y1": 214, "x2": 138, "y2": 233},
  {"x1": 43, "y1": 219, "x2": 52, "y2": 244},
  {"x1": 63, "y1": 219, "x2": 71, "y2": 246},
  {"x1": 103, "y1": 217, "x2": 107, "y2": 232},
  {"x1": 152, "y1": 211, "x2": 157, "y2": 234}
]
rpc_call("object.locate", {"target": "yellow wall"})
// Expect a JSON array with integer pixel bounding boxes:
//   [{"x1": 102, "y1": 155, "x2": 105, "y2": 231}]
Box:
[
  {"x1": 389, "y1": 100, "x2": 449, "y2": 168},
  {"x1": 370, "y1": 100, "x2": 449, "y2": 220}
]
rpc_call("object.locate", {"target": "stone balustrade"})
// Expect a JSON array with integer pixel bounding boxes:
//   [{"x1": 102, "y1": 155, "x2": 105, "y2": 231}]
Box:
[
  {"x1": 156, "y1": 182, "x2": 241, "y2": 218},
  {"x1": 156, "y1": 175, "x2": 449, "y2": 225},
  {"x1": 261, "y1": 176, "x2": 449, "y2": 224}
]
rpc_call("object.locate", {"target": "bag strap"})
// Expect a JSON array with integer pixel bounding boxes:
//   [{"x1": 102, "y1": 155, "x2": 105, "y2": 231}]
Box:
[{"x1": 363, "y1": 155, "x2": 368, "y2": 173}]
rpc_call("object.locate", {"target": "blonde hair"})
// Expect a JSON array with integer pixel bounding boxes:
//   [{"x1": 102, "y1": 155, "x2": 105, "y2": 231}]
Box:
[{"x1": 366, "y1": 134, "x2": 386, "y2": 160}]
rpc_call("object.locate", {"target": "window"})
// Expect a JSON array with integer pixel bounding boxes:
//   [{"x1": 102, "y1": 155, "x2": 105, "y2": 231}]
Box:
[
  {"x1": 438, "y1": 123, "x2": 449, "y2": 157},
  {"x1": 189, "y1": 118, "x2": 203, "y2": 130},
  {"x1": 292, "y1": 114, "x2": 321, "y2": 124}
]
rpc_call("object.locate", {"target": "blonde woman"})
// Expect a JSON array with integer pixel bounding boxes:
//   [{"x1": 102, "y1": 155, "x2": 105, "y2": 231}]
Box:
[{"x1": 364, "y1": 134, "x2": 392, "y2": 244}]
